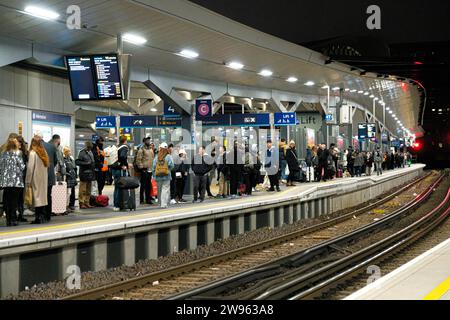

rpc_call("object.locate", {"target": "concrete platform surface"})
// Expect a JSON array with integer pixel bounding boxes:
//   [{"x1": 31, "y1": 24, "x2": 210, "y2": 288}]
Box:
[
  {"x1": 345, "y1": 236, "x2": 450, "y2": 300},
  {"x1": 0, "y1": 164, "x2": 424, "y2": 249}
]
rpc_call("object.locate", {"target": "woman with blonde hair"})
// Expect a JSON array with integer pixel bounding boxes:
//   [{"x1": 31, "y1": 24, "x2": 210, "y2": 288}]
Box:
[
  {"x1": 26, "y1": 136, "x2": 49, "y2": 224},
  {"x1": 0, "y1": 138, "x2": 25, "y2": 226}
]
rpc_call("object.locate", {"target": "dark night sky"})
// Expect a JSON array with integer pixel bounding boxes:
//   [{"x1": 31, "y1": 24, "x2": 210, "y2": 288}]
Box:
[{"x1": 189, "y1": 0, "x2": 450, "y2": 45}]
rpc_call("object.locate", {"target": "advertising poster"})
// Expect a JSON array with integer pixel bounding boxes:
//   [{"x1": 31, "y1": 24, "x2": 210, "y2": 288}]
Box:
[{"x1": 305, "y1": 128, "x2": 315, "y2": 148}]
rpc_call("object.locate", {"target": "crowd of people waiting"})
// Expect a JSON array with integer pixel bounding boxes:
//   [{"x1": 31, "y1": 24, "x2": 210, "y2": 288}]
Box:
[{"x1": 0, "y1": 131, "x2": 413, "y2": 227}]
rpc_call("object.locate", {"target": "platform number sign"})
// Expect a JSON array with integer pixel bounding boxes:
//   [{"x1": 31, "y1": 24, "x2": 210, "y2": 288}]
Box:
[
  {"x1": 164, "y1": 103, "x2": 181, "y2": 118},
  {"x1": 196, "y1": 99, "x2": 212, "y2": 118}
]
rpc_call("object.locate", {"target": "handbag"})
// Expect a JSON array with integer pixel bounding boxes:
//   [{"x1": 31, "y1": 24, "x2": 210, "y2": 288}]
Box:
[
  {"x1": 117, "y1": 173, "x2": 140, "y2": 189},
  {"x1": 284, "y1": 165, "x2": 290, "y2": 176},
  {"x1": 24, "y1": 186, "x2": 33, "y2": 207}
]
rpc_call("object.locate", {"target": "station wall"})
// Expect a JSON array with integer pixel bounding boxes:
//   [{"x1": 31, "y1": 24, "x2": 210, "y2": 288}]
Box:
[{"x1": 0, "y1": 66, "x2": 76, "y2": 147}]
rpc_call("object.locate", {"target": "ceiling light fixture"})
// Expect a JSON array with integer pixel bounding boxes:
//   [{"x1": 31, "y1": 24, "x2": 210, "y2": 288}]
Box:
[
  {"x1": 344, "y1": 88, "x2": 350, "y2": 92},
  {"x1": 179, "y1": 49, "x2": 199, "y2": 59},
  {"x1": 287, "y1": 77, "x2": 298, "y2": 83},
  {"x1": 369, "y1": 94, "x2": 375, "y2": 98},
  {"x1": 150, "y1": 108, "x2": 157, "y2": 112},
  {"x1": 374, "y1": 97, "x2": 379, "y2": 101},
  {"x1": 304, "y1": 81, "x2": 315, "y2": 86},
  {"x1": 24, "y1": 5, "x2": 59, "y2": 20},
  {"x1": 122, "y1": 33, "x2": 147, "y2": 45},
  {"x1": 227, "y1": 61, "x2": 244, "y2": 70},
  {"x1": 386, "y1": 107, "x2": 390, "y2": 111},
  {"x1": 358, "y1": 90, "x2": 364, "y2": 94},
  {"x1": 350, "y1": 89, "x2": 357, "y2": 93},
  {"x1": 364, "y1": 92, "x2": 369, "y2": 95},
  {"x1": 332, "y1": 87, "x2": 340, "y2": 91},
  {"x1": 259, "y1": 69, "x2": 273, "y2": 77}
]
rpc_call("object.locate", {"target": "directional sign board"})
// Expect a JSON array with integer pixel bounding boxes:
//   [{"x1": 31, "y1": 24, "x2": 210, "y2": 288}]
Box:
[
  {"x1": 274, "y1": 112, "x2": 297, "y2": 126},
  {"x1": 120, "y1": 115, "x2": 157, "y2": 128},
  {"x1": 158, "y1": 116, "x2": 182, "y2": 127},
  {"x1": 230, "y1": 113, "x2": 270, "y2": 127},
  {"x1": 199, "y1": 114, "x2": 231, "y2": 127},
  {"x1": 164, "y1": 103, "x2": 181, "y2": 118},
  {"x1": 95, "y1": 116, "x2": 116, "y2": 129}
]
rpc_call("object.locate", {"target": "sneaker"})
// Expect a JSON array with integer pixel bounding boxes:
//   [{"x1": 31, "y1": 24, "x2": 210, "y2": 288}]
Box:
[
  {"x1": 170, "y1": 199, "x2": 177, "y2": 205},
  {"x1": 113, "y1": 207, "x2": 120, "y2": 212}
]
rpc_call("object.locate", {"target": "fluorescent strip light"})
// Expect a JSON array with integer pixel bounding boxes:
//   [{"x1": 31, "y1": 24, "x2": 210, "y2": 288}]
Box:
[
  {"x1": 369, "y1": 94, "x2": 375, "y2": 98},
  {"x1": 259, "y1": 69, "x2": 273, "y2": 77},
  {"x1": 389, "y1": 110, "x2": 393, "y2": 114},
  {"x1": 364, "y1": 92, "x2": 369, "y2": 95},
  {"x1": 321, "y1": 85, "x2": 329, "y2": 89},
  {"x1": 227, "y1": 61, "x2": 244, "y2": 70},
  {"x1": 344, "y1": 88, "x2": 350, "y2": 92},
  {"x1": 374, "y1": 97, "x2": 379, "y2": 101},
  {"x1": 24, "y1": 5, "x2": 59, "y2": 20},
  {"x1": 386, "y1": 107, "x2": 390, "y2": 111},
  {"x1": 122, "y1": 33, "x2": 147, "y2": 45},
  {"x1": 179, "y1": 49, "x2": 199, "y2": 59},
  {"x1": 287, "y1": 77, "x2": 298, "y2": 83},
  {"x1": 332, "y1": 87, "x2": 340, "y2": 91},
  {"x1": 304, "y1": 81, "x2": 315, "y2": 86},
  {"x1": 358, "y1": 90, "x2": 364, "y2": 94},
  {"x1": 350, "y1": 89, "x2": 357, "y2": 93},
  {"x1": 150, "y1": 108, "x2": 157, "y2": 112}
]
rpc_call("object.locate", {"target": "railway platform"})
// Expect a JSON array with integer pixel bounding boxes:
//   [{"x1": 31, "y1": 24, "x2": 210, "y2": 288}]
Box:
[
  {"x1": 345, "y1": 236, "x2": 450, "y2": 300},
  {"x1": 0, "y1": 164, "x2": 424, "y2": 297}
]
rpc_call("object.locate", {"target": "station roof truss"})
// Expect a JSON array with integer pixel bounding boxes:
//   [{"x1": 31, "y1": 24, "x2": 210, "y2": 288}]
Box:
[{"x1": 0, "y1": 0, "x2": 421, "y2": 134}]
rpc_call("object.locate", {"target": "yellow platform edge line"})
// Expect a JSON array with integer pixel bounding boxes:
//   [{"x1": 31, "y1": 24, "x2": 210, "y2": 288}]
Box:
[
  {"x1": 423, "y1": 276, "x2": 450, "y2": 300},
  {"x1": 0, "y1": 188, "x2": 292, "y2": 237}
]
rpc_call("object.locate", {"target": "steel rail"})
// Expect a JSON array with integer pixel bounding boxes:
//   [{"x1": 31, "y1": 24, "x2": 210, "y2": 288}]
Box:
[
  {"x1": 62, "y1": 172, "x2": 432, "y2": 300},
  {"x1": 167, "y1": 172, "x2": 445, "y2": 300}
]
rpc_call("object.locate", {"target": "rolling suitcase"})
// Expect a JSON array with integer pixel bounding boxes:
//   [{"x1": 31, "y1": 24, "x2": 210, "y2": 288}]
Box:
[
  {"x1": 118, "y1": 171, "x2": 136, "y2": 211},
  {"x1": 120, "y1": 189, "x2": 136, "y2": 211},
  {"x1": 52, "y1": 181, "x2": 67, "y2": 215}
]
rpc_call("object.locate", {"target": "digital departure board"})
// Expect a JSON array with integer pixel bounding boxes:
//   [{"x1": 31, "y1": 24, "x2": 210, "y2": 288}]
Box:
[
  {"x1": 66, "y1": 56, "x2": 97, "y2": 101},
  {"x1": 92, "y1": 54, "x2": 123, "y2": 100},
  {"x1": 65, "y1": 53, "x2": 123, "y2": 101}
]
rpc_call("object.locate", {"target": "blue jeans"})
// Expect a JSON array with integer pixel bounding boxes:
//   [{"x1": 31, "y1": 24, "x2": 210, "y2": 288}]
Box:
[{"x1": 112, "y1": 169, "x2": 125, "y2": 207}]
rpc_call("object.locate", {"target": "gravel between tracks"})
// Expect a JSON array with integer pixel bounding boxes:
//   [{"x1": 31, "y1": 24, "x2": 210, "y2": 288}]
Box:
[{"x1": 7, "y1": 173, "x2": 434, "y2": 300}]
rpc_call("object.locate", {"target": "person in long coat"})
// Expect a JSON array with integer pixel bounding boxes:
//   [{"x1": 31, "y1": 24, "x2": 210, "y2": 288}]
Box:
[
  {"x1": 26, "y1": 137, "x2": 49, "y2": 224},
  {"x1": 285, "y1": 141, "x2": 300, "y2": 186}
]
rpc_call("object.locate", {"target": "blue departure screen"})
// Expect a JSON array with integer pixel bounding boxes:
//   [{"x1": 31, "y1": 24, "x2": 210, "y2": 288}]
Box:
[{"x1": 66, "y1": 56, "x2": 97, "y2": 101}]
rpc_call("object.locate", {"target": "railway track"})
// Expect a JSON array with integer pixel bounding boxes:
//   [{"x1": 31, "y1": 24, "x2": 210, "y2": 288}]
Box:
[
  {"x1": 62, "y1": 171, "x2": 439, "y2": 300},
  {"x1": 167, "y1": 172, "x2": 448, "y2": 300}
]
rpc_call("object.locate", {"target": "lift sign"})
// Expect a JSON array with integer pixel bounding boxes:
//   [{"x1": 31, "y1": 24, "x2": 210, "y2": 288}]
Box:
[
  {"x1": 95, "y1": 116, "x2": 116, "y2": 129},
  {"x1": 274, "y1": 112, "x2": 297, "y2": 126}
]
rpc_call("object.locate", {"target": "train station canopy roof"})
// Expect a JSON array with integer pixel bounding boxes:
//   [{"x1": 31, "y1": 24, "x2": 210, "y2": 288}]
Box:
[{"x1": 0, "y1": 0, "x2": 422, "y2": 134}]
